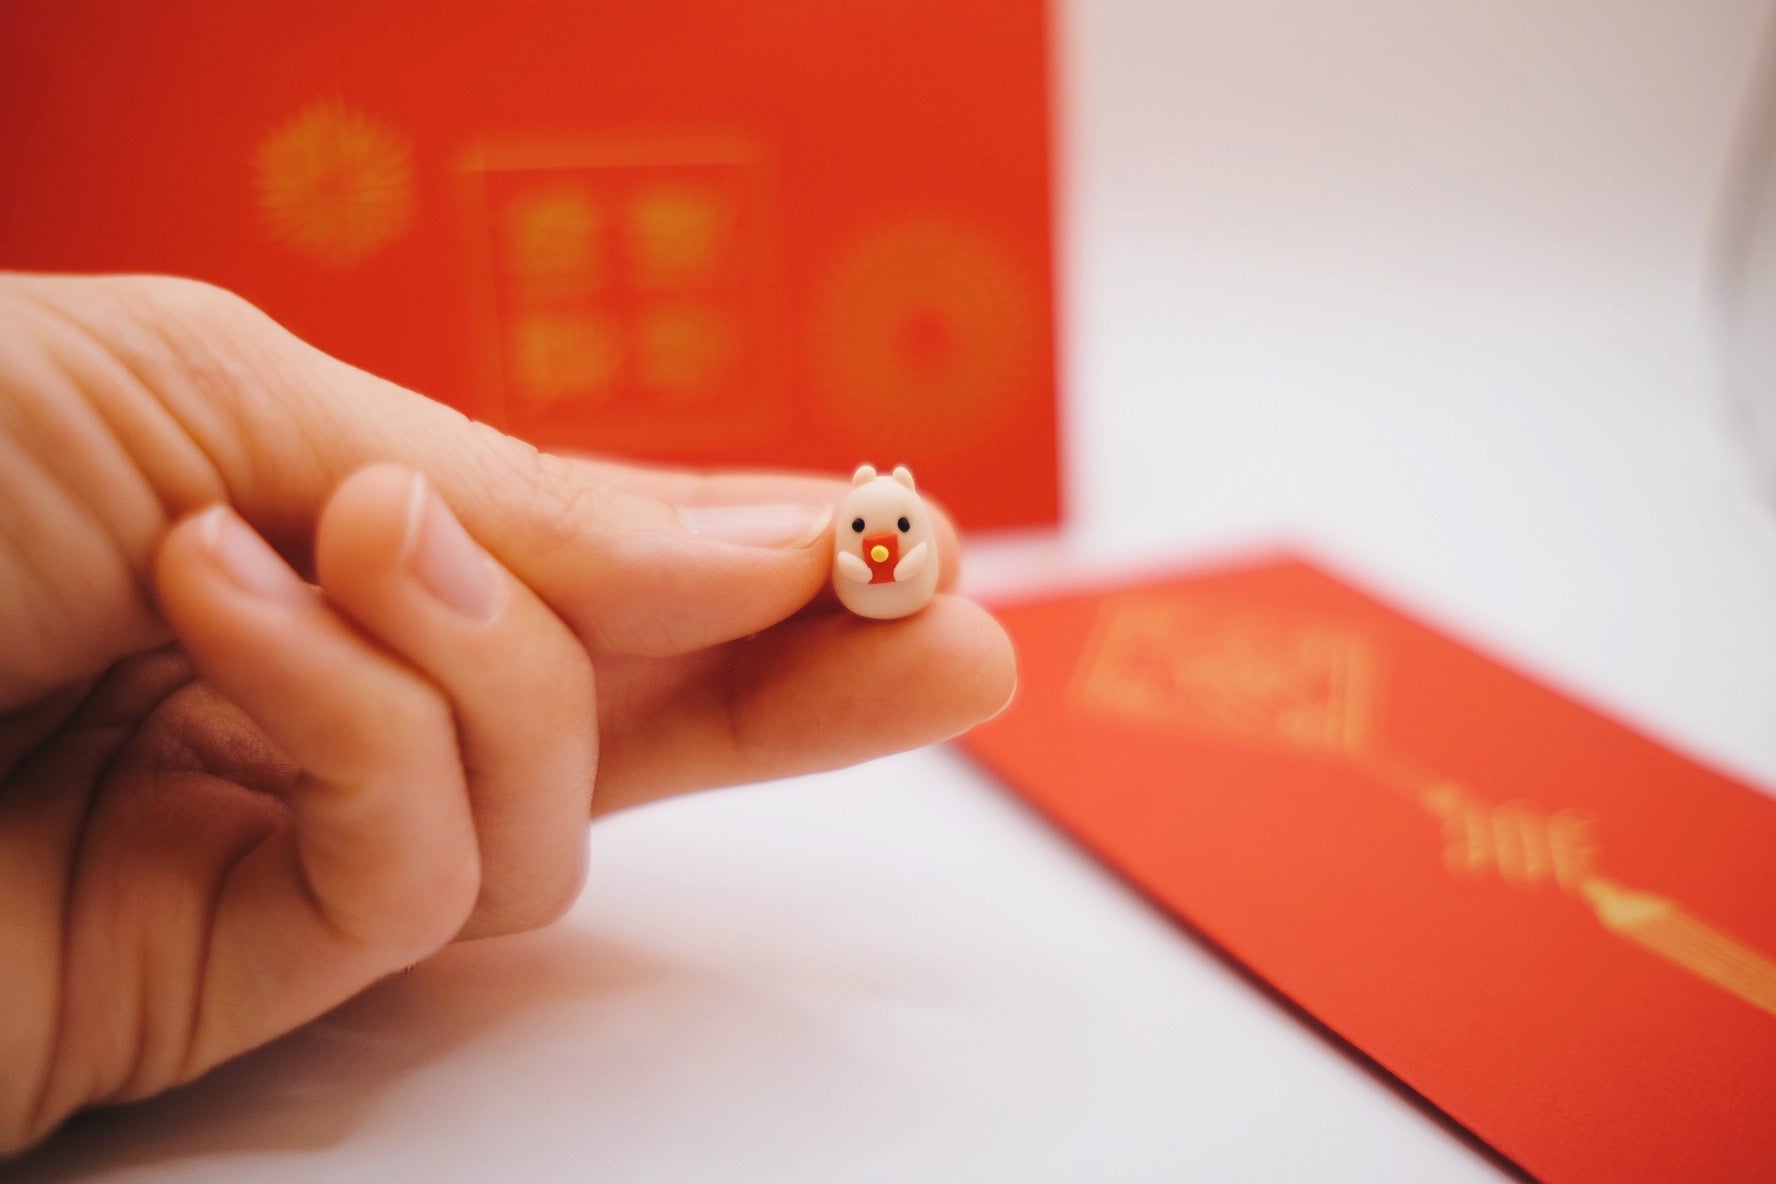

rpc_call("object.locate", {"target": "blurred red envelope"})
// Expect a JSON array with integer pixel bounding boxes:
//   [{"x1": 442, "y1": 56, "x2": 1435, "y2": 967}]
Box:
[
  {"x1": 961, "y1": 555, "x2": 1776, "y2": 1183},
  {"x1": 0, "y1": 1, "x2": 1059, "y2": 530}
]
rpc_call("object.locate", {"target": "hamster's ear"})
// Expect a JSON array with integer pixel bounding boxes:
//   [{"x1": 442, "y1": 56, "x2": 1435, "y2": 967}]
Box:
[
  {"x1": 852, "y1": 464, "x2": 877, "y2": 486},
  {"x1": 891, "y1": 465, "x2": 916, "y2": 490}
]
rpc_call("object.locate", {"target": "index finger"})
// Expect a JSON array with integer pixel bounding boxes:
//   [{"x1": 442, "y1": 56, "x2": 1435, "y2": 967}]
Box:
[{"x1": 562, "y1": 456, "x2": 965, "y2": 599}]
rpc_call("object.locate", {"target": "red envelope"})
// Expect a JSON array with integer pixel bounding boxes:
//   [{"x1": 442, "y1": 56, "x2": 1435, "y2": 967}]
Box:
[
  {"x1": 960, "y1": 556, "x2": 1776, "y2": 1183},
  {"x1": 0, "y1": 1, "x2": 1058, "y2": 530}
]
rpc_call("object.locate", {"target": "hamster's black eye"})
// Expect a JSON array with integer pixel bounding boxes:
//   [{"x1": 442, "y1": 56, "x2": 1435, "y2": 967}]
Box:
[
  {"x1": 851, "y1": 518, "x2": 865, "y2": 533},
  {"x1": 897, "y1": 516, "x2": 910, "y2": 532}
]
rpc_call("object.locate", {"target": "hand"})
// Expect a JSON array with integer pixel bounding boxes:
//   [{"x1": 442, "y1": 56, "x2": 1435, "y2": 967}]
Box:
[{"x1": 0, "y1": 274, "x2": 1015, "y2": 1154}]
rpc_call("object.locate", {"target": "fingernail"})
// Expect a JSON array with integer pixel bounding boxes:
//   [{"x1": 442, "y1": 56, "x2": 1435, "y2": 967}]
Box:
[
  {"x1": 402, "y1": 474, "x2": 502, "y2": 621},
  {"x1": 677, "y1": 503, "x2": 833, "y2": 549},
  {"x1": 201, "y1": 506, "x2": 314, "y2": 605}
]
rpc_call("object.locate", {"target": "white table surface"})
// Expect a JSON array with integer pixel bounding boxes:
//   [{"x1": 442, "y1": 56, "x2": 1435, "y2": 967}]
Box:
[{"x1": 15, "y1": 2, "x2": 1776, "y2": 1180}]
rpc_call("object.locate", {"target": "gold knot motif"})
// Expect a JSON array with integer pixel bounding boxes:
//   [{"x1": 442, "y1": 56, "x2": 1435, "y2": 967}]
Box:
[{"x1": 1072, "y1": 593, "x2": 1776, "y2": 1020}]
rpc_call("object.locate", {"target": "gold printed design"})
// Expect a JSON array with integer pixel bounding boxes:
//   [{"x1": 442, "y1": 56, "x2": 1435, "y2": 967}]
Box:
[
  {"x1": 512, "y1": 311, "x2": 618, "y2": 405},
  {"x1": 638, "y1": 306, "x2": 735, "y2": 399},
  {"x1": 464, "y1": 137, "x2": 770, "y2": 436},
  {"x1": 1423, "y1": 784, "x2": 1598, "y2": 892},
  {"x1": 1072, "y1": 593, "x2": 1776, "y2": 1020},
  {"x1": 1071, "y1": 598, "x2": 1373, "y2": 754},
  {"x1": 627, "y1": 185, "x2": 729, "y2": 290},
  {"x1": 501, "y1": 188, "x2": 605, "y2": 302},
  {"x1": 810, "y1": 218, "x2": 1040, "y2": 457},
  {"x1": 255, "y1": 99, "x2": 414, "y2": 267},
  {"x1": 1585, "y1": 880, "x2": 1776, "y2": 1017}
]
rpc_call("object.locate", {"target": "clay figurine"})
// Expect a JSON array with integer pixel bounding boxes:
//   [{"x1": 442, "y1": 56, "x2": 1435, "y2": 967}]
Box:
[{"x1": 832, "y1": 464, "x2": 939, "y2": 619}]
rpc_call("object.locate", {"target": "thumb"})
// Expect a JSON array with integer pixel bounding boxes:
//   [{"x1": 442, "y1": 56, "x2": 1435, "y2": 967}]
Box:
[{"x1": 71, "y1": 275, "x2": 840, "y2": 657}]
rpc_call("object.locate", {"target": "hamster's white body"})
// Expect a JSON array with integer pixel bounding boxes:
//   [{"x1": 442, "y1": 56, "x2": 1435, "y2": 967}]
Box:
[{"x1": 832, "y1": 465, "x2": 939, "y2": 620}]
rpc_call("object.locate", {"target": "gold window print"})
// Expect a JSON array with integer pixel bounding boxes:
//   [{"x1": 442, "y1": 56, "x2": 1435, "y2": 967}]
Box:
[{"x1": 469, "y1": 141, "x2": 777, "y2": 448}]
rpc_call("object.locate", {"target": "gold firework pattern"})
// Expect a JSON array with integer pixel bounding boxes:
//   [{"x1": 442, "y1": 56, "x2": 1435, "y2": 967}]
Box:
[
  {"x1": 255, "y1": 99, "x2": 414, "y2": 267},
  {"x1": 811, "y1": 217, "x2": 1039, "y2": 456}
]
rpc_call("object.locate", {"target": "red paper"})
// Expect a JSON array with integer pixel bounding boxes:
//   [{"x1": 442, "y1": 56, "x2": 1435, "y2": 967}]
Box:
[
  {"x1": 0, "y1": 1, "x2": 1059, "y2": 529},
  {"x1": 960, "y1": 556, "x2": 1776, "y2": 1183}
]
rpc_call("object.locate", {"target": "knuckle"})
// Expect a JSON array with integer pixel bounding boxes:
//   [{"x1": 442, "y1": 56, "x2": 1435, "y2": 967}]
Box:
[
  {"x1": 517, "y1": 448, "x2": 623, "y2": 547},
  {"x1": 114, "y1": 276, "x2": 276, "y2": 367},
  {"x1": 129, "y1": 276, "x2": 270, "y2": 378},
  {"x1": 108, "y1": 275, "x2": 328, "y2": 514},
  {"x1": 130, "y1": 274, "x2": 254, "y2": 322}
]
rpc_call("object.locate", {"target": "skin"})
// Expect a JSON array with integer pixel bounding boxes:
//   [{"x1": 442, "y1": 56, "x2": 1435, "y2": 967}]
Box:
[{"x1": 0, "y1": 273, "x2": 1016, "y2": 1155}]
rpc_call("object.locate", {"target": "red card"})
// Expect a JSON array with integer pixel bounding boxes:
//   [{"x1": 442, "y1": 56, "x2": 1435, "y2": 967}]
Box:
[
  {"x1": 0, "y1": 1, "x2": 1058, "y2": 530},
  {"x1": 960, "y1": 556, "x2": 1776, "y2": 1182}
]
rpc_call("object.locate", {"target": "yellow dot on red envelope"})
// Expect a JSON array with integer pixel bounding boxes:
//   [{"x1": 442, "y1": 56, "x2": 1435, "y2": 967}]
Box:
[
  {"x1": 255, "y1": 99, "x2": 414, "y2": 267},
  {"x1": 871, "y1": 544, "x2": 890, "y2": 563}
]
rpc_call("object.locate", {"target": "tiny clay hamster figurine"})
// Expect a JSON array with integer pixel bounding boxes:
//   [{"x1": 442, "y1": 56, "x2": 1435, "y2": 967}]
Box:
[{"x1": 832, "y1": 463, "x2": 939, "y2": 619}]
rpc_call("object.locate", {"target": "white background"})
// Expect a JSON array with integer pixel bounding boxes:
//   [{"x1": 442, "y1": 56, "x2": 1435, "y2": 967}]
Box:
[{"x1": 15, "y1": 2, "x2": 1776, "y2": 1180}]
